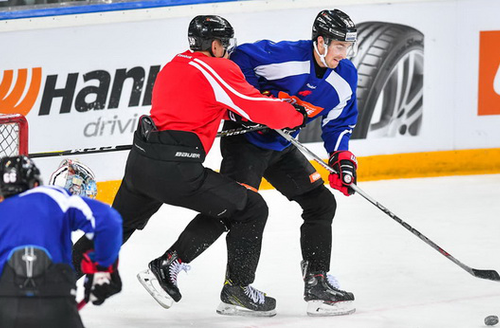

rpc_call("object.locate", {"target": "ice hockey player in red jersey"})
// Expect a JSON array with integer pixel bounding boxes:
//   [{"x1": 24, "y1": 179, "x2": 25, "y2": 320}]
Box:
[{"x1": 105, "y1": 15, "x2": 307, "y2": 317}]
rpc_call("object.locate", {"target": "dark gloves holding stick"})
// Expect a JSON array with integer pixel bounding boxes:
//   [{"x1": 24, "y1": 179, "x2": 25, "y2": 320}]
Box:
[
  {"x1": 227, "y1": 102, "x2": 308, "y2": 132},
  {"x1": 328, "y1": 150, "x2": 357, "y2": 196},
  {"x1": 81, "y1": 251, "x2": 122, "y2": 305},
  {"x1": 227, "y1": 111, "x2": 261, "y2": 129},
  {"x1": 285, "y1": 103, "x2": 308, "y2": 131}
]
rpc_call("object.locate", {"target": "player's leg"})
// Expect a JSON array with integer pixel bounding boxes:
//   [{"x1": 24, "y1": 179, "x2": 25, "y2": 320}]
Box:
[
  {"x1": 71, "y1": 173, "x2": 162, "y2": 280},
  {"x1": 264, "y1": 146, "x2": 355, "y2": 316},
  {"x1": 220, "y1": 131, "x2": 273, "y2": 188},
  {"x1": 112, "y1": 176, "x2": 163, "y2": 244},
  {"x1": 132, "y1": 160, "x2": 275, "y2": 315},
  {"x1": 157, "y1": 132, "x2": 272, "y2": 267},
  {"x1": 294, "y1": 186, "x2": 336, "y2": 273},
  {"x1": 140, "y1": 167, "x2": 250, "y2": 304},
  {"x1": 215, "y1": 133, "x2": 278, "y2": 316},
  {"x1": 264, "y1": 146, "x2": 331, "y2": 270}
]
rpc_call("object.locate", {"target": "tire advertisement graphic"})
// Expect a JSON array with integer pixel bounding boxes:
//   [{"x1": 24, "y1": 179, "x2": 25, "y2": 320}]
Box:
[{"x1": 299, "y1": 22, "x2": 424, "y2": 142}]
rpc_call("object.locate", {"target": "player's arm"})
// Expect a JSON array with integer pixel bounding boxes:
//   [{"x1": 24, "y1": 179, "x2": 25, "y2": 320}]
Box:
[
  {"x1": 321, "y1": 95, "x2": 358, "y2": 196},
  {"x1": 70, "y1": 198, "x2": 123, "y2": 305},
  {"x1": 214, "y1": 59, "x2": 307, "y2": 130},
  {"x1": 71, "y1": 198, "x2": 122, "y2": 267}
]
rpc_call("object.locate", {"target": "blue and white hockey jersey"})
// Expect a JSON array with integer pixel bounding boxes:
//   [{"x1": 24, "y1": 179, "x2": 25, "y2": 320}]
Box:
[
  {"x1": 230, "y1": 39, "x2": 358, "y2": 153},
  {"x1": 0, "y1": 186, "x2": 122, "y2": 274}
]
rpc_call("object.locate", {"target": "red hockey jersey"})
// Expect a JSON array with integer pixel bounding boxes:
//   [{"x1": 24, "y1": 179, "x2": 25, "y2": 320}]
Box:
[{"x1": 150, "y1": 50, "x2": 303, "y2": 153}]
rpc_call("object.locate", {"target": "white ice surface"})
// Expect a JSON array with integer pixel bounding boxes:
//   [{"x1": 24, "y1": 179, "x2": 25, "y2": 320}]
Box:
[{"x1": 78, "y1": 174, "x2": 500, "y2": 328}]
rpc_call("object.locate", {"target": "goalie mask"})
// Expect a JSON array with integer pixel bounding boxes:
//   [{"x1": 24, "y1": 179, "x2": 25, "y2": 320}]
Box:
[
  {"x1": 0, "y1": 155, "x2": 42, "y2": 198},
  {"x1": 49, "y1": 159, "x2": 97, "y2": 198}
]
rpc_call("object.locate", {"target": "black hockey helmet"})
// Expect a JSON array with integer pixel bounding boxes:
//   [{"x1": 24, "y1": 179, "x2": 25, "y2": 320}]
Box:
[
  {"x1": 0, "y1": 155, "x2": 41, "y2": 198},
  {"x1": 312, "y1": 9, "x2": 357, "y2": 43},
  {"x1": 188, "y1": 15, "x2": 236, "y2": 53}
]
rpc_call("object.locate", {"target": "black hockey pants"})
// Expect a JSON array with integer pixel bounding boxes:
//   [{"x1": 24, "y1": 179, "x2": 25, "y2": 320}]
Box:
[
  {"x1": 175, "y1": 129, "x2": 337, "y2": 274},
  {"x1": 111, "y1": 129, "x2": 268, "y2": 286},
  {"x1": 0, "y1": 247, "x2": 83, "y2": 328}
]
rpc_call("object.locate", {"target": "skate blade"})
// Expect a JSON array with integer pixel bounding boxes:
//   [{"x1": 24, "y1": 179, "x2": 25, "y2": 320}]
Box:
[
  {"x1": 216, "y1": 302, "x2": 277, "y2": 317},
  {"x1": 306, "y1": 300, "x2": 356, "y2": 317},
  {"x1": 137, "y1": 269, "x2": 174, "y2": 309}
]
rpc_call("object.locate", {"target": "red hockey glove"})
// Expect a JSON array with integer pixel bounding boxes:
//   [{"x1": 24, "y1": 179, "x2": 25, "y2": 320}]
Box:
[
  {"x1": 81, "y1": 251, "x2": 122, "y2": 305},
  {"x1": 328, "y1": 151, "x2": 358, "y2": 196}
]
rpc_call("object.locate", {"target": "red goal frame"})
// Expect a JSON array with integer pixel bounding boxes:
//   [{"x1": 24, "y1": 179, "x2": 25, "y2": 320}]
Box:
[{"x1": 0, "y1": 113, "x2": 29, "y2": 156}]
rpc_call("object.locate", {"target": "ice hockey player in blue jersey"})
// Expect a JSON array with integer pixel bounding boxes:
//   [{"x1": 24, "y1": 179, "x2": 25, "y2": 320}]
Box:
[
  {"x1": 170, "y1": 9, "x2": 359, "y2": 316},
  {"x1": 0, "y1": 155, "x2": 123, "y2": 328},
  {"x1": 230, "y1": 11, "x2": 358, "y2": 156}
]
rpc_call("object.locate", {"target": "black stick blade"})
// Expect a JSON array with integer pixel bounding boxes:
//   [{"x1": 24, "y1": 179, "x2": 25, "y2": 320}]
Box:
[{"x1": 472, "y1": 269, "x2": 500, "y2": 281}]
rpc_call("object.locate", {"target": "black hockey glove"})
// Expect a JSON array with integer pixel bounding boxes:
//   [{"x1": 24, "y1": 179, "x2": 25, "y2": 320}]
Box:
[
  {"x1": 227, "y1": 111, "x2": 260, "y2": 129},
  {"x1": 328, "y1": 151, "x2": 358, "y2": 196},
  {"x1": 284, "y1": 103, "x2": 308, "y2": 132},
  {"x1": 81, "y1": 251, "x2": 122, "y2": 305}
]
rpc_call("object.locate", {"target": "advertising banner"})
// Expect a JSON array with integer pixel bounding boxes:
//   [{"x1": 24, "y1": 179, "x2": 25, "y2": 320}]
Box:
[
  {"x1": 1, "y1": 0, "x2": 500, "y2": 182},
  {"x1": 478, "y1": 30, "x2": 500, "y2": 116}
]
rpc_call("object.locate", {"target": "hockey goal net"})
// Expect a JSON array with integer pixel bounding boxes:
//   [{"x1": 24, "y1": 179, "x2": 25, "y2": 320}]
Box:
[{"x1": 0, "y1": 114, "x2": 29, "y2": 158}]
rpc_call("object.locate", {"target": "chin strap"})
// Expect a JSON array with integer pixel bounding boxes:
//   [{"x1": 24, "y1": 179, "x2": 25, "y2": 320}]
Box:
[{"x1": 313, "y1": 41, "x2": 331, "y2": 69}]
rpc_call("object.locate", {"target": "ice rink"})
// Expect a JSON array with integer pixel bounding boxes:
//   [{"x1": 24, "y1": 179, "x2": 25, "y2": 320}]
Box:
[{"x1": 78, "y1": 174, "x2": 500, "y2": 328}]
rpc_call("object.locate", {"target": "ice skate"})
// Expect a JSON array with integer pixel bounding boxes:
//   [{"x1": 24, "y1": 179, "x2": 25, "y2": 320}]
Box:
[
  {"x1": 301, "y1": 260, "x2": 355, "y2": 316},
  {"x1": 137, "y1": 251, "x2": 190, "y2": 309},
  {"x1": 216, "y1": 279, "x2": 277, "y2": 317}
]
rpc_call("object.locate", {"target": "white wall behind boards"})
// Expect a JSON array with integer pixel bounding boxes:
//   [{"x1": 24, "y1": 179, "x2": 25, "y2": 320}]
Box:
[{"x1": 1, "y1": 0, "x2": 499, "y2": 180}]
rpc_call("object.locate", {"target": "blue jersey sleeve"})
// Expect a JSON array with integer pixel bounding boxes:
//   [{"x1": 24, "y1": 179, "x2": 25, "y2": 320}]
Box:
[
  {"x1": 230, "y1": 44, "x2": 262, "y2": 88},
  {"x1": 230, "y1": 40, "x2": 307, "y2": 92},
  {"x1": 321, "y1": 97, "x2": 358, "y2": 153},
  {"x1": 68, "y1": 197, "x2": 122, "y2": 268}
]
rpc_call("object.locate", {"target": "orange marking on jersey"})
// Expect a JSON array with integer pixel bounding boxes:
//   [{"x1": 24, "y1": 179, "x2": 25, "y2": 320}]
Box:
[{"x1": 278, "y1": 91, "x2": 324, "y2": 118}]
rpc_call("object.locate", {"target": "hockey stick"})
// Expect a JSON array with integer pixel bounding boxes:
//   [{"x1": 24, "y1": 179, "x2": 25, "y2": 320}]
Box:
[
  {"x1": 77, "y1": 299, "x2": 87, "y2": 311},
  {"x1": 28, "y1": 125, "x2": 267, "y2": 158},
  {"x1": 216, "y1": 124, "x2": 267, "y2": 137},
  {"x1": 29, "y1": 145, "x2": 133, "y2": 158},
  {"x1": 275, "y1": 129, "x2": 500, "y2": 282}
]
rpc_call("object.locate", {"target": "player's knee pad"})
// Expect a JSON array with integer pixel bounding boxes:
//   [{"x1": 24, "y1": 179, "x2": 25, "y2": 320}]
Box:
[
  {"x1": 245, "y1": 189, "x2": 269, "y2": 220},
  {"x1": 294, "y1": 185, "x2": 337, "y2": 224},
  {"x1": 231, "y1": 189, "x2": 269, "y2": 225}
]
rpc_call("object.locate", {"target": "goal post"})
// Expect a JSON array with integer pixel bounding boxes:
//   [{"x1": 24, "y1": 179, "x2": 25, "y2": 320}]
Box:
[{"x1": 0, "y1": 114, "x2": 29, "y2": 158}]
